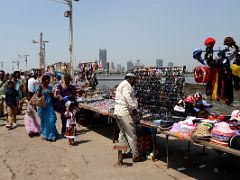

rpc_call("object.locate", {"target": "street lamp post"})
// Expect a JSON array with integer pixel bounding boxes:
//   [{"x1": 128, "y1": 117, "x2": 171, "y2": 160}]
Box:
[
  {"x1": 32, "y1": 32, "x2": 49, "y2": 71},
  {"x1": 51, "y1": 0, "x2": 80, "y2": 77},
  {"x1": 18, "y1": 54, "x2": 29, "y2": 71},
  {"x1": 12, "y1": 60, "x2": 20, "y2": 71}
]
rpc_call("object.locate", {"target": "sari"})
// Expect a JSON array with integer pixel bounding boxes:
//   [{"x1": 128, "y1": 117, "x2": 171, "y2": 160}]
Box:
[{"x1": 37, "y1": 86, "x2": 58, "y2": 141}]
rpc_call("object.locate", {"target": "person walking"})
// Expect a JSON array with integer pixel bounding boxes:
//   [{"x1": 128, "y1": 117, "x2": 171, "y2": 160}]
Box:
[
  {"x1": 64, "y1": 101, "x2": 77, "y2": 145},
  {"x1": 0, "y1": 70, "x2": 7, "y2": 117},
  {"x1": 55, "y1": 74, "x2": 76, "y2": 136},
  {"x1": 114, "y1": 73, "x2": 144, "y2": 162},
  {"x1": 5, "y1": 80, "x2": 19, "y2": 129},
  {"x1": 37, "y1": 75, "x2": 58, "y2": 141},
  {"x1": 28, "y1": 73, "x2": 36, "y2": 97}
]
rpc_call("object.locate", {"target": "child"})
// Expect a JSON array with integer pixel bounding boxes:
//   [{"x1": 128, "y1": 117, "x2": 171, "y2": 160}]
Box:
[
  {"x1": 24, "y1": 99, "x2": 41, "y2": 137},
  {"x1": 64, "y1": 101, "x2": 77, "y2": 145},
  {"x1": 5, "y1": 80, "x2": 19, "y2": 129}
]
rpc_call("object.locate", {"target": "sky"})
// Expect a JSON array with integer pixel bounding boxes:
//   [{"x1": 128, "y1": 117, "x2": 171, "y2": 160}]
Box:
[{"x1": 0, "y1": 0, "x2": 240, "y2": 73}]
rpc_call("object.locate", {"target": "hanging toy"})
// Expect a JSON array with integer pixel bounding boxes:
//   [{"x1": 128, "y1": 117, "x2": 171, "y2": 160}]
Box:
[
  {"x1": 194, "y1": 66, "x2": 211, "y2": 83},
  {"x1": 204, "y1": 37, "x2": 216, "y2": 47},
  {"x1": 193, "y1": 49, "x2": 206, "y2": 65},
  {"x1": 204, "y1": 37, "x2": 216, "y2": 66},
  {"x1": 194, "y1": 92, "x2": 203, "y2": 101}
]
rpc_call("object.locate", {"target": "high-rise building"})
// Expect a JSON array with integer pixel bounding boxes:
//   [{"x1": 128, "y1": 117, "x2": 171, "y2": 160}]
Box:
[
  {"x1": 127, "y1": 60, "x2": 134, "y2": 71},
  {"x1": 156, "y1": 59, "x2": 163, "y2": 68},
  {"x1": 109, "y1": 62, "x2": 115, "y2": 73},
  {"x1": 168, "y1": 62, "x2": 174, "y2": 67},
  {"x1": 99, "y1": 49, "x2": 107, "y2": 69},
  {"x1": 116, "y1": 64, "x2": 121, "y2": 73},
  {"x1": 121, "y1": 66, "x2": 125, "y2": 73}
]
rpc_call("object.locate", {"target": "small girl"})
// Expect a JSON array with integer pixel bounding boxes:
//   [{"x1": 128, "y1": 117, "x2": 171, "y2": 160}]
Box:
[
  {"x1": 64, "y1": 101, "x2": 77, "y2": 145},
  {"x1": 24, "y1": 99, "x2": 41, "y2": 137}
]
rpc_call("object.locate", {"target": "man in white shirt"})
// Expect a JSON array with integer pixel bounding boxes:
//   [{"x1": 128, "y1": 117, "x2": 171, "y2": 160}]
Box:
[
  {"x1": 114, "y1": 73, "x2": 143, "y2": 162},
  {"x1": 27, "y1": 74, "x2": 36, "y2": 97}
]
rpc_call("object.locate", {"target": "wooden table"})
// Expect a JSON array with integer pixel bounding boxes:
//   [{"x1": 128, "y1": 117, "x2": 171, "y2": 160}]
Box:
[
  {"x1": 140, "y1": 120, "x2": 240, "y2": 168},
  {"x1": 77, "y1": 104, "x2": 240, "y2": 168}
]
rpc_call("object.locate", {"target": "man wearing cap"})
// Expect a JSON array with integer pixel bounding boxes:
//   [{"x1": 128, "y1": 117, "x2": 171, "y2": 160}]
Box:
[{"x1": 114, "y1": 73, "x2": 143, "y2": 162}]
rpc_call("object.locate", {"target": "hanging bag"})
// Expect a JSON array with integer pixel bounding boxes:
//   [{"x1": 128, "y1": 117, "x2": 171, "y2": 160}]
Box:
[{"x1": 31, "y1": 93, "x2": 46, "y2": 108}]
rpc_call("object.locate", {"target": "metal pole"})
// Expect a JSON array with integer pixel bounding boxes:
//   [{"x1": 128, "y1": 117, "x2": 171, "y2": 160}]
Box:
[
  {"x1": 17, "y1": 61, "x2": 20, "y2": 71},
  {"x1": 40, "y1": 32, "x2": 43, "y2": 70},
  {"x1": 25, "y1": 56, "x2": 28, "y2": 70},
  {"x1": 69, "y1": 0, "x2": 74, "y2": 77}
]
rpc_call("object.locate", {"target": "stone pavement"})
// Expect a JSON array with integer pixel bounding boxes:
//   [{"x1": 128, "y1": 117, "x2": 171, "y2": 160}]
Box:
[{"x1": 0, "y1": 111, "x2": 240, "y2": 180}]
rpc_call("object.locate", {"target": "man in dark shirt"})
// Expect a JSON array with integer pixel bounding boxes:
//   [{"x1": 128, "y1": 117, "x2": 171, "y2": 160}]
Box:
[{"x1": 5, "y1": 80, "x2": 19, "y2": 128}]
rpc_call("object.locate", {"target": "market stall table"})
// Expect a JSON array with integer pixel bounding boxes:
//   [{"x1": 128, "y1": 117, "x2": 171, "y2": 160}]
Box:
[{"x1": 140, "y1": 120, "x2": 240, "y2": 168}]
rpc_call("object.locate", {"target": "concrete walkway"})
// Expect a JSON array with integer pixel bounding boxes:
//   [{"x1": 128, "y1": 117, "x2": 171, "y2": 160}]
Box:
[{"x1": 0, "y1": 112, "x2": 239, "y2": 180}]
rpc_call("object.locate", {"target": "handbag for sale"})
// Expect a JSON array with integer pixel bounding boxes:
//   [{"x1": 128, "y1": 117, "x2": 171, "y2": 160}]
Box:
[{"x1": 31, "y1": 93, "x2": 46, "y2": 107}]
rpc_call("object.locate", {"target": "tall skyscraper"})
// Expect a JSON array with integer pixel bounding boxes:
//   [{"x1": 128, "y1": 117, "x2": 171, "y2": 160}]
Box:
[
  {"x1": 116, "y1": 64, "x2": 122, "y2": 73},
  {"x1": 99, "y1": 49, "x2": 107, "y2": 69},
  {"x1": 156, "y1": 59, "x2": 163, "y2": 68},
  {"x1": 127, "y1": 60, "x2": 134, "y2": 71},
  {"x1": 168, "y1": 62, "x2": 174, "y2": 67}
]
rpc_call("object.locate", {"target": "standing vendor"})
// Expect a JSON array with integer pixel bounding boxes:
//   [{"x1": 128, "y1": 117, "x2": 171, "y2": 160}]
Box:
[{"x1": 114, "y1": 73, "x2": 144, "y2": 163}]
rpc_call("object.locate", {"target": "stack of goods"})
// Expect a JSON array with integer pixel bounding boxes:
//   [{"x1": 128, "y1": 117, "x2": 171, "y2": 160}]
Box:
[
  {"x1": 79, "y1": 99, "x2": 115, "y2": 115},
  {"x1": 210, "y1": 122, "x2": 235, "y2": 146},
  {"x1": 192, "y1": 123, "x2": 212, "y2": 141},
  {"x1": 140, "y1": 112, "x2": 184, "y2": 130},
  {"x1": 129, "y1": 67, "x2": 185, "y2": 114},
  {"x1": 173, "y1": 92, "x2": 213, "y2": 118},
  {"x1": 169, "y1": 116, "x2": 198, "y2": 138},
  {"x1": 177, "y1": 117, "x2": 197, "y2": 136}
]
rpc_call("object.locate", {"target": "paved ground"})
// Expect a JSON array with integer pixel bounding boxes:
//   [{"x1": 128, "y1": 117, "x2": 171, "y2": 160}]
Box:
[{"x1": 0, "y1": 111, "x2": 240, "y2": 180}]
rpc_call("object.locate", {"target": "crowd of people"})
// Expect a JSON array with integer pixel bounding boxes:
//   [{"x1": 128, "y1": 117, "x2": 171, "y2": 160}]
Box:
[
  {"x1": 0, "y1": 70, "x2": 81, "y2": 145},
  {"x1": 0, "y1": 69, "x2": 145, "y2": 162}
]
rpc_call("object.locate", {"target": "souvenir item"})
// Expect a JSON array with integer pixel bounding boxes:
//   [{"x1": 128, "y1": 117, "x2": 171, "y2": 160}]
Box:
[
  {"x1": 224, "y1": 37, "x2": 235, "y2": 46},
  {"x1": 194, "y1": 66, "x2": 211, "y2": 83},
  {"x1": 230, "y1": 110, "x2": 240, "y2": 121},
  {"x1": 184, "y1": 95, "x2": 194, "y2": 104},
  {"x1": 192, "y1": 123, "x2": 211, "y2": 141},
  {"x1": 131, "y1": 67, "x2": 185, "y2": 114},
  {"x1": 204, "y1": 37, "x2": 216, "y2": 47},
  {"x1": 193, "y1": 49, "x2": 205, "y2": 65},
  {"x1": 229, "y1": 135, "x2": 240, "y2": 150},
  {"x1": 231, "y1": 64, "x2": 240, "y2": 76}
]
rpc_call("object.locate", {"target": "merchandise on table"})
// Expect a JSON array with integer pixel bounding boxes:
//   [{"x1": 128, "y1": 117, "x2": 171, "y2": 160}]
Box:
[
  {"x1": 79, "y1": 99, "x2": 115, "y2": 115},
  {"x1": 129, "y1": 67, "x2": 185, "y2": 114},
  {"x1": 210, "y1": 121, "x2": 235, "y2": 147}
]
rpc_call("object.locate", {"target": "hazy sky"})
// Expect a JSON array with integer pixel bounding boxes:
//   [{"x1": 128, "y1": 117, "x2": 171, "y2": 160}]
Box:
[{"x1": 0, "y1": 0, "x2": 240, "y2": 72}]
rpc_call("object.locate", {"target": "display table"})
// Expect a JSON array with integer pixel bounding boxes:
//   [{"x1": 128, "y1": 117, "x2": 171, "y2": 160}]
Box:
[
  {"x1": 78, "y1": 100, "x2": 240, "y2": 168},
  {"x1": 140, "y1": 120, "x2": 240, "y2": 168}
]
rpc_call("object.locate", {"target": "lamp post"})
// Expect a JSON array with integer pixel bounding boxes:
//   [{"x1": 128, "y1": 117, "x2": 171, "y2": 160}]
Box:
[
  {"x1": 12, "y1": 60, "x2": 20, "y2": 71},
  {"x1": 32, "y1": 32, "x2": 49, "y2": 71},
  {"x1": 50, "y1": 0, "x2": 80, "y2": 77},
  {"x1": 18, "y1": 54, "x2": 29, "y2": 71}
]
